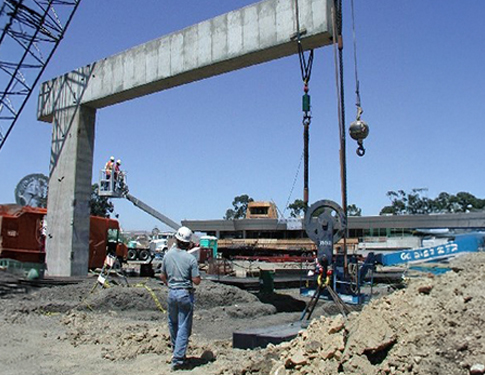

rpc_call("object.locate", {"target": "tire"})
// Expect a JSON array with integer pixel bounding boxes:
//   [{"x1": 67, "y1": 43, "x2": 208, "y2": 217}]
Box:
[
  {"x1": 127, "y1": 249, "x2": 137, "y2": 261},
  {"x1": 139, "y1": 249, "x2": 150, "y2": 261}
]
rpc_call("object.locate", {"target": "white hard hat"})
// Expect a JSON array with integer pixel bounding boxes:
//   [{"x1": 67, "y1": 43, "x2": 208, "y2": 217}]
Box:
[
  {"x1": 116, "y1": 159, "x2": 121, "y2": 165},
  {"x1": 110, "y1": 156, "x2": 115, "y2": 161},
  {"x1": 175, "y1": 226, "x2": 193, "y2": 243}
]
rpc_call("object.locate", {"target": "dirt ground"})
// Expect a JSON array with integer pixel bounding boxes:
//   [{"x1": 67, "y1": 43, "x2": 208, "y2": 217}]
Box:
[{"x1": 1, "y1": 253, "x2": 485, "y2": 375}]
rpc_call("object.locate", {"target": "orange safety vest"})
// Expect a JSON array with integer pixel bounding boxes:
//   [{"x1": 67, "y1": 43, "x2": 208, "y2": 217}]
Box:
[{"x1": 105, "y1": 161, "x2": 114, "y2": 176}]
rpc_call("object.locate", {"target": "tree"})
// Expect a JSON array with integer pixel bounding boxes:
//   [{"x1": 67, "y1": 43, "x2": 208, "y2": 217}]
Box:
[
  {"x1": 288, "y1": 199, "x2": 307, "y2": 218},
  {"x1": 407, "y1": 188, "x2": 433, "y2": 214},
  {"x1": 431, "y1": 191, "x2": 485, "y2": 213},
  {"x1": 224, "y1": 194, "x2": 254, "y2": 220},
  {"x1": 379, "y1": 205, "x2": 397, "y2": 215},
  {"x1": 380, "y1": 189, "x2": 485, "y2": 215},
  {"x1": 379, "y1": 188, "x2": 432, "y2": 215},
  {"x1": 433, "y1": 192, "x2": 454, "y2": 213},
  {"x1": 380, "y1": 190, "x2": 406, "y2": 215},
  {"x1": 224, "y1": 208, "x2": 236, "y2": 220},
  {"x1": 453, "y1": 191, "x2": 485, "y2": 212},
  {"x1": 90, "y1": 183, "x2": 114, "y2": 217},
  {"x1": 347, "y1": 204, "x2": 362, "y2": 217}
]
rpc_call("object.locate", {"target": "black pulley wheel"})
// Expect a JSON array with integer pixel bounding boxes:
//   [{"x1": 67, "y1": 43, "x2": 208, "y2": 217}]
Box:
[{"x1": 304, "y1": 200, "x2": 346, "y2": 244}]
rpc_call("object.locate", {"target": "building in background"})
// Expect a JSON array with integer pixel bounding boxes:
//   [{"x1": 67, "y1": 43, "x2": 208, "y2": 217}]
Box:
[{"x1": 183, "y1": 211, "x2": 485, "y2": 257}]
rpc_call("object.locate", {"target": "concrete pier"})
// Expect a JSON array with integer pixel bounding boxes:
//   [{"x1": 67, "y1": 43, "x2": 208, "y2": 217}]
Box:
[{"x1": 45, "y1": 105, "x2": 95, "y2": 276}]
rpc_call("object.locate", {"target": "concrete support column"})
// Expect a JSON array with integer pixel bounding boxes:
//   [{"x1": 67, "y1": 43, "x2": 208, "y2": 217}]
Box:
[{"x1": 45, "y1": 105, "x2": 96, "y2": 277}]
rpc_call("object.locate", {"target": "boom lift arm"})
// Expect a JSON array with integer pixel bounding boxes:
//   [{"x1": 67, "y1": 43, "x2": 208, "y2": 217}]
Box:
[
  {"x1": 98, "y1": 169, "x2": 181, "y2": 231},
  {"x1": 125, "y1": 193, "x2": 181, "y2": 232},
  {"x1": 374, "y1": 233, "x2": 485, "y2": 267}
]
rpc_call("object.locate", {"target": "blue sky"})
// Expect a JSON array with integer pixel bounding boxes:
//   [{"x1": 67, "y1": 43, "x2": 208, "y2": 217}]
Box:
[{"x1": 1, "y1": 1, "x2": 484, "y2": 231}]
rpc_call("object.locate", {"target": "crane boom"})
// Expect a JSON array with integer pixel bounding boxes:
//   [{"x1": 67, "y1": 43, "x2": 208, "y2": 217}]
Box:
[{"x1": 125, "y1": 193, "x2": 181, "y2": 231}]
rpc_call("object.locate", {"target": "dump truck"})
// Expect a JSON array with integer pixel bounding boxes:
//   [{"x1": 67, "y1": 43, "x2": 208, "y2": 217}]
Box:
[{"x1": 0, "y1": 204, "x2": 128, "y2": 275}]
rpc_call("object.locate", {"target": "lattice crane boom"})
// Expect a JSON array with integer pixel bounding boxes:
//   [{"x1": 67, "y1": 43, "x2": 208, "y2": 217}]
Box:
[{"x1": 0, "y1": 0, "x2": 81, "y2": 152}]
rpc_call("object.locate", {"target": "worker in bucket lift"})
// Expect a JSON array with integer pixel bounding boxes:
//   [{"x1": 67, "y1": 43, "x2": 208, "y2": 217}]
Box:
[
  {"x1": 103, "y1": 156, "x2": 115, "y2": 190},
  {"x1": 105, "y1": 156, "x2": 114, "y2": 179},
  {"x1": 160, "y1": 226, "x2": 201, "y2": 371},
  {"x1": 114, "y1": 159, "x2": 124, "y2": 191}
]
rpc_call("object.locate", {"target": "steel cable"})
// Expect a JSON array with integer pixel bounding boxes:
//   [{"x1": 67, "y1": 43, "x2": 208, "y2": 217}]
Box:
[{"x1": 331, "y1": 0, "x2": 349, "y2": 271}]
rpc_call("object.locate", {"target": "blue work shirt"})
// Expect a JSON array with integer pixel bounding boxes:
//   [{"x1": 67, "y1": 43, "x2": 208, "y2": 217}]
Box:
[{"x1": 161, "y1": 245, "x2": 200, "y2": 290}]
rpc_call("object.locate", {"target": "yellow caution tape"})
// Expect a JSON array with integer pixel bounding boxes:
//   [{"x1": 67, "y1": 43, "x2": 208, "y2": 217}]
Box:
[
  {"x1": 132, "y1": 281, "x2": 166, "y2": 314},
  {"x1": 140, "y1": 284, "x2": 166, "y2": 313},
  {"x1": 77, "y1": 280, "x2": 100, "y2": 311}
]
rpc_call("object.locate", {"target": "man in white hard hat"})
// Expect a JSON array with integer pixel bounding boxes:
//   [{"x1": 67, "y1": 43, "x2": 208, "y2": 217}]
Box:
[{"x1": 160, "y1": 226, "x2": 200, "y2": 371}]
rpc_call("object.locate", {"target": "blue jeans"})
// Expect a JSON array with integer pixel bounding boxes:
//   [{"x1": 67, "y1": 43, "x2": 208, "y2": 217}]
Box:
[{"x1": 168, "y1": 289, "x2": 194, "y2": 365}]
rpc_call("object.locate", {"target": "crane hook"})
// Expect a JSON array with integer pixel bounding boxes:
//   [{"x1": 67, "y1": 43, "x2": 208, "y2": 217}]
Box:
[
  {"x1": 349, "y1": 107, "x2": 369, "y2": 157},
  {"x1": 356, "y1": 141, "x2": 365, "y2": 156}
]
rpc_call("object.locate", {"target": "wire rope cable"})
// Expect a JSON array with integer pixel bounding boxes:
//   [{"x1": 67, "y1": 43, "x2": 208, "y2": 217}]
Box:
[
  {"x1": 331, "y1": 0, "x2": 349, "y2": 270},
  {"x1": 283, "y1": 150, "x2": 304, "y2": 218},
  {"x1": 348, "y1": 0, "x2": 369, "y2": 157},
  {"x1": 351, "y1": 0, "x2": 361, "y2": 109},
  {"x1": 294, "y1": 0, "x2": 314, "y2": 207}
]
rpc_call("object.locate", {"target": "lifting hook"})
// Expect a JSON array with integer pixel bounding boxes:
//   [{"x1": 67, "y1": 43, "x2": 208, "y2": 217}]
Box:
[{"x1": 349, "y1": 107, "x2": 369, "y2": 157}]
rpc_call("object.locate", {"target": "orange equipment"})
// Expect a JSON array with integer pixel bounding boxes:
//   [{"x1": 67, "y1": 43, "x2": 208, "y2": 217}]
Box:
[
  {"x1": 0, "y1": 204, "x2": 47, "y2": 263},
  {"x1": 0, "y1": 204, "x2": 127, "y2": 270},
  {"x1": 89, "y1": 215, "x2": 128, "y2": 269}
]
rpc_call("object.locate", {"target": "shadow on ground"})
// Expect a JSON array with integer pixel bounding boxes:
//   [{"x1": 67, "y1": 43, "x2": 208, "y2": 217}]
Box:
[
  {"x1": 255, "y1": 292, "x2": 307, "y2": 313},
  {"x1": 182, "y1": 353, "x2": 215, "y2": 370}
]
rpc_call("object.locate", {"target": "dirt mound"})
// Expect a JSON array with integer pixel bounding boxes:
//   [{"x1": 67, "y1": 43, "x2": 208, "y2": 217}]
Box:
[
  {"x1": 219, "y1": 253, "x2": 485, "y2": 375},
  {"x1": 195, "y1": 280, "x2": 261, "y2": 308},
  {"x1": 86, "y1": 284, "x2": 167, "y2": 312},
  {"x1": 83, "y1": 279, "x2": 274, "y2": 317},
  {"x1": 1, "y1": 279, "x2": 101, "y2": 317},
  {"x1": 2, "y1": 277, "x2": 273, "y2": 313}
]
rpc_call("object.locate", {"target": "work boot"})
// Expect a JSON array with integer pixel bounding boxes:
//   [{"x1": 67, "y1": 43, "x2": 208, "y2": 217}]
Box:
[{"x1": 170, "y1": 362, "x2": 187, "y2": 372}]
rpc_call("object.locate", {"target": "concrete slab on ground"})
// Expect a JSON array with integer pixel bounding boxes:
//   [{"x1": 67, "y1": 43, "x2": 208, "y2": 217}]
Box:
[{"x1": 233, "y1": 322, "x2": 302, "y2": 349}]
